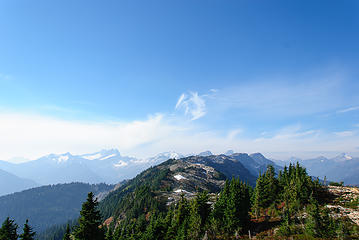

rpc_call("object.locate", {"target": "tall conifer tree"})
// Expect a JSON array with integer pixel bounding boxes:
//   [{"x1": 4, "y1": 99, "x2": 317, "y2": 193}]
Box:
[
  {"x1": 0, "y1": 217, "x2": 18, "y2": 240},
  {"x1": 63, "y1": 224, "x2": 71, "y2": 240},
  {"x1": 19, "y1": 219, "x2": 35, "y2": 240},
  {"x1": 74, "y1": 192, "x2": 105, "y2": 240}
]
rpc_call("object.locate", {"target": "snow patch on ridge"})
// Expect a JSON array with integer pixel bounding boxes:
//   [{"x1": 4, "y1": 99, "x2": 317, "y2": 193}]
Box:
[
  {"x1": 174, "y1": 189, "x2": 190, "y2": 194},
  {"x1": 174, "y1": 174, "x2": 187, "y2": 181},
  {"x1": 100, "y1": 154, "x2": 116, "y2": 160},
  {"x1": 82, "y1": 153, "x2": 102, "y2": 160},
  {"x1": 113, "y1": 160, "x2": 128, "y2": 168}
]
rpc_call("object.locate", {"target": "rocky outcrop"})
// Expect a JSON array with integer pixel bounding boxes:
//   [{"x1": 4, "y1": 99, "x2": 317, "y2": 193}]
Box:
[
  {"x1": 326, "y1": 185, "x2": 359, "y2": 225},
  {"x1": 326, "y1": 205, "x2": 359, "y2": 225}
]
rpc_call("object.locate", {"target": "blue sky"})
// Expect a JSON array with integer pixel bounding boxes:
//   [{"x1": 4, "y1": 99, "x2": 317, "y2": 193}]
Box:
[{"x1": 0, "y1": 0, "x2": 359, "y2": 161}]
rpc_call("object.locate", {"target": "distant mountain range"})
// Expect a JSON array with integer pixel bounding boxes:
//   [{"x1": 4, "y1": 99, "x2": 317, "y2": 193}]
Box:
[
  {"x1": 3, "y1": 149, "x2": 358, "y2": 197},
  {"x1": 0, "y1": 168, "x2": 38, "y2": 196},
  {"x1": 273, "y1": 153, "x2": 359, "y2": 185},
  {"x1": 0, "y1": 149, "x2": 164, "y2": 195},
  {"x1": 0, "y1": 149, "x2": 189, "y2": 196},
  {"x1": 0, "y1": 149, "x2": 280, "y2": 196}
]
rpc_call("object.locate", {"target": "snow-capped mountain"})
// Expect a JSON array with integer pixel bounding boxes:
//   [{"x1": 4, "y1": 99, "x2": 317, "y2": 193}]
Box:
[
  {"x1": 0, "y1": 150, "x2": 131, "y2": 186},
  {"x1": 224, "y1": 150, "x2": 234, "y2": 155},
  {"x1": 1, "y1": 152, "x2": 104, "y2": 185},
  {"x1": 332, "y1": 153, "x2": 353, "y2": 162},
  {"x1": 0, "y1": 149, "x2": 180, "y2": 188},
  {"x1": 147, "y1": 151, "x2": 184, "y2": 165},
  {"x1": 81, "y1": 148, "x2": 121, "y2": 161},
  {"x1": 2, "y1": 149, "x2": 358, "y2": 196},
  {"x1": 198, "y1": 151, "x2": 213, "y2": 157}
]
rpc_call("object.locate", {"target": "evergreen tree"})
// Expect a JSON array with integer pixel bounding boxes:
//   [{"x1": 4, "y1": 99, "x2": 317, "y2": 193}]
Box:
[
  {"x1": 0, "y1": 217, "x2": 18, "y2": 240},
  {"x1": 62, "y1": 224, "x2": 71, "y2": 240},
  {"x1": 253, "y1": 166, "x2": 279, "y2": 218},
  {"x1": 164, "y1": 207, "x2": 177, "y2": 240},
  {"x1": 188, "y1": 200, "x2": 201, "y2": 239},
  {"x1": 253, "y1": 173, "x2": 264, "y2": 218},
  {"x1": 305, "y1": 198, "x2": 323, "y2": 237},
  {"x1": 212, "y1": 180, "x2": 229, "y2": 221},
  {"x1": 211, "y1": 178, "x2": 251, "y2": 236},
  {"x1": 19, "y1": 219, "x2": 35, "y2": 240},
  {"x1": 73, "y1": 192, "x2": 105, "y2": 240},
  {"x1": 264, "y1": 165, "x2": 279, "y2": 207},
  {"x1": 194, "y1": 191, "x2": 211, "y2": 227}
]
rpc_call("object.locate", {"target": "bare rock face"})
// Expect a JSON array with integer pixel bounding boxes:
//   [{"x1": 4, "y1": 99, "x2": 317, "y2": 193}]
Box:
[
  {"x1": 326, "y1": 185, "x2": 359, "y2": 225},
  {"x1": 326, "y1": 205, "x2": 359, "y2": 225}
]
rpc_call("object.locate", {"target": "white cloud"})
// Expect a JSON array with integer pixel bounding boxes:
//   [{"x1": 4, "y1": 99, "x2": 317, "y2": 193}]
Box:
[
  {"x1": 175, "y1": 92, "x2": 206, "y2": 120},
  {"x1": 114, "y1": 160, "x2": 128, "y2": 168},
  {"x1": 337, "y1": 106, "x2": 359, "y2": 114},
  {"x1": 227, "y1": 129, "x2": 242, "y2": 140},
  {"x1": 175, "y1": 94, "x2": 186, "y2": 109},
  {"x1": 0, "y1": 113, "x2": 176, "y2": 160},
  {"x1": 1, "y1": 112, "x2": 359, "y2": 161},
  {"x1": 334, "y1": 131, "x2": 355, "y2": 137},
  {"x1": 271, "y1": 124, "x2": 319, "y2": 140}
]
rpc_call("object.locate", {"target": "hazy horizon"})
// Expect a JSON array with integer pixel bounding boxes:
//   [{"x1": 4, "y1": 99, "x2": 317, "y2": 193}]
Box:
[{"x1": 3, "y1": 148, "x2": 359, "y2": 164}]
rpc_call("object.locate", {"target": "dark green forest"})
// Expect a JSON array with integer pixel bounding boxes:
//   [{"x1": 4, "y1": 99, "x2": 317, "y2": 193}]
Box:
[{"x1": 0, "y1": 182, "x2": 113, "y2": 232}]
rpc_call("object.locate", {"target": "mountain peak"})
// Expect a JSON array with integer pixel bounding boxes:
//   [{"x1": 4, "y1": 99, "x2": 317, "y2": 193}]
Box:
[
  {"x1": 198, "y1": 151, "x2": 213, "y2": 157},
  {"x1": 100, "y1": 148, "x2": 120, "y2": 155},
  {"x1": 225, "y1": 150, "x2": 234, "y2": 155},
  {"x1": 152, "y1": 151, "x2": 183, "y2": 160},
  {"x1": 249, "y1": 152, "x2": 265, "y2": 159},
  {"x1": 81, "y1": 149, "x2": 121, "y2": 161},
  {"x1": 333, "y1": 153, "x2": 353, "y2": 162},
  {"x1": 46, "y1": 152, "x2": 73, "y2": 164}
]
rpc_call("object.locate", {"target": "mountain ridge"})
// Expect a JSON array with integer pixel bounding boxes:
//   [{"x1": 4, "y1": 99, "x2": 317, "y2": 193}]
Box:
[
  {"x1": 0, "y1": 169, "x2": 39, "y2": 196},
  {"x1": 273, "y1": 153, "x2": 359, "y2": 185}
]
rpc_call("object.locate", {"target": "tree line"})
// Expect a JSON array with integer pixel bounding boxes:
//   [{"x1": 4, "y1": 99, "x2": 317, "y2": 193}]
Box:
[{"x1": 0, "y1": 218, "x2": 35, "y2": 240}]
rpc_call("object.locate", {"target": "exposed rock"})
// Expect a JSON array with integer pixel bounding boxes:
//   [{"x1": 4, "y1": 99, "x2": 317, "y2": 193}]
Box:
[
  {"x1": 326, "y1": 205, "x2": 359, "y2": 225},
  {"x1": 326, "y1": 185, "x2": 359, "y2": 225}
]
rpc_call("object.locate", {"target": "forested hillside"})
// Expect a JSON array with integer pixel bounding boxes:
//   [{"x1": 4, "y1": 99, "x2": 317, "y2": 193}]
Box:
[
  {"x1": 75, "y1": 160, "x2": 359, "y2": 239},
  {"x1": 0, "y1": 183, "x2": 113, "y2": 232},
  {"x1": 95, "y1": 163, "x2": 358, "y2": 239}
]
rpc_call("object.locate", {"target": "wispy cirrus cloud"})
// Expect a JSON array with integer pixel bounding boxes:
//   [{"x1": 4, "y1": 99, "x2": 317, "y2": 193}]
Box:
[
  {"x1": 175, "y1": 92, "x2": 206, "y2": 120},
  {"x1": 337, "y1": 106, "x2": 359, "y2": 114}
]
